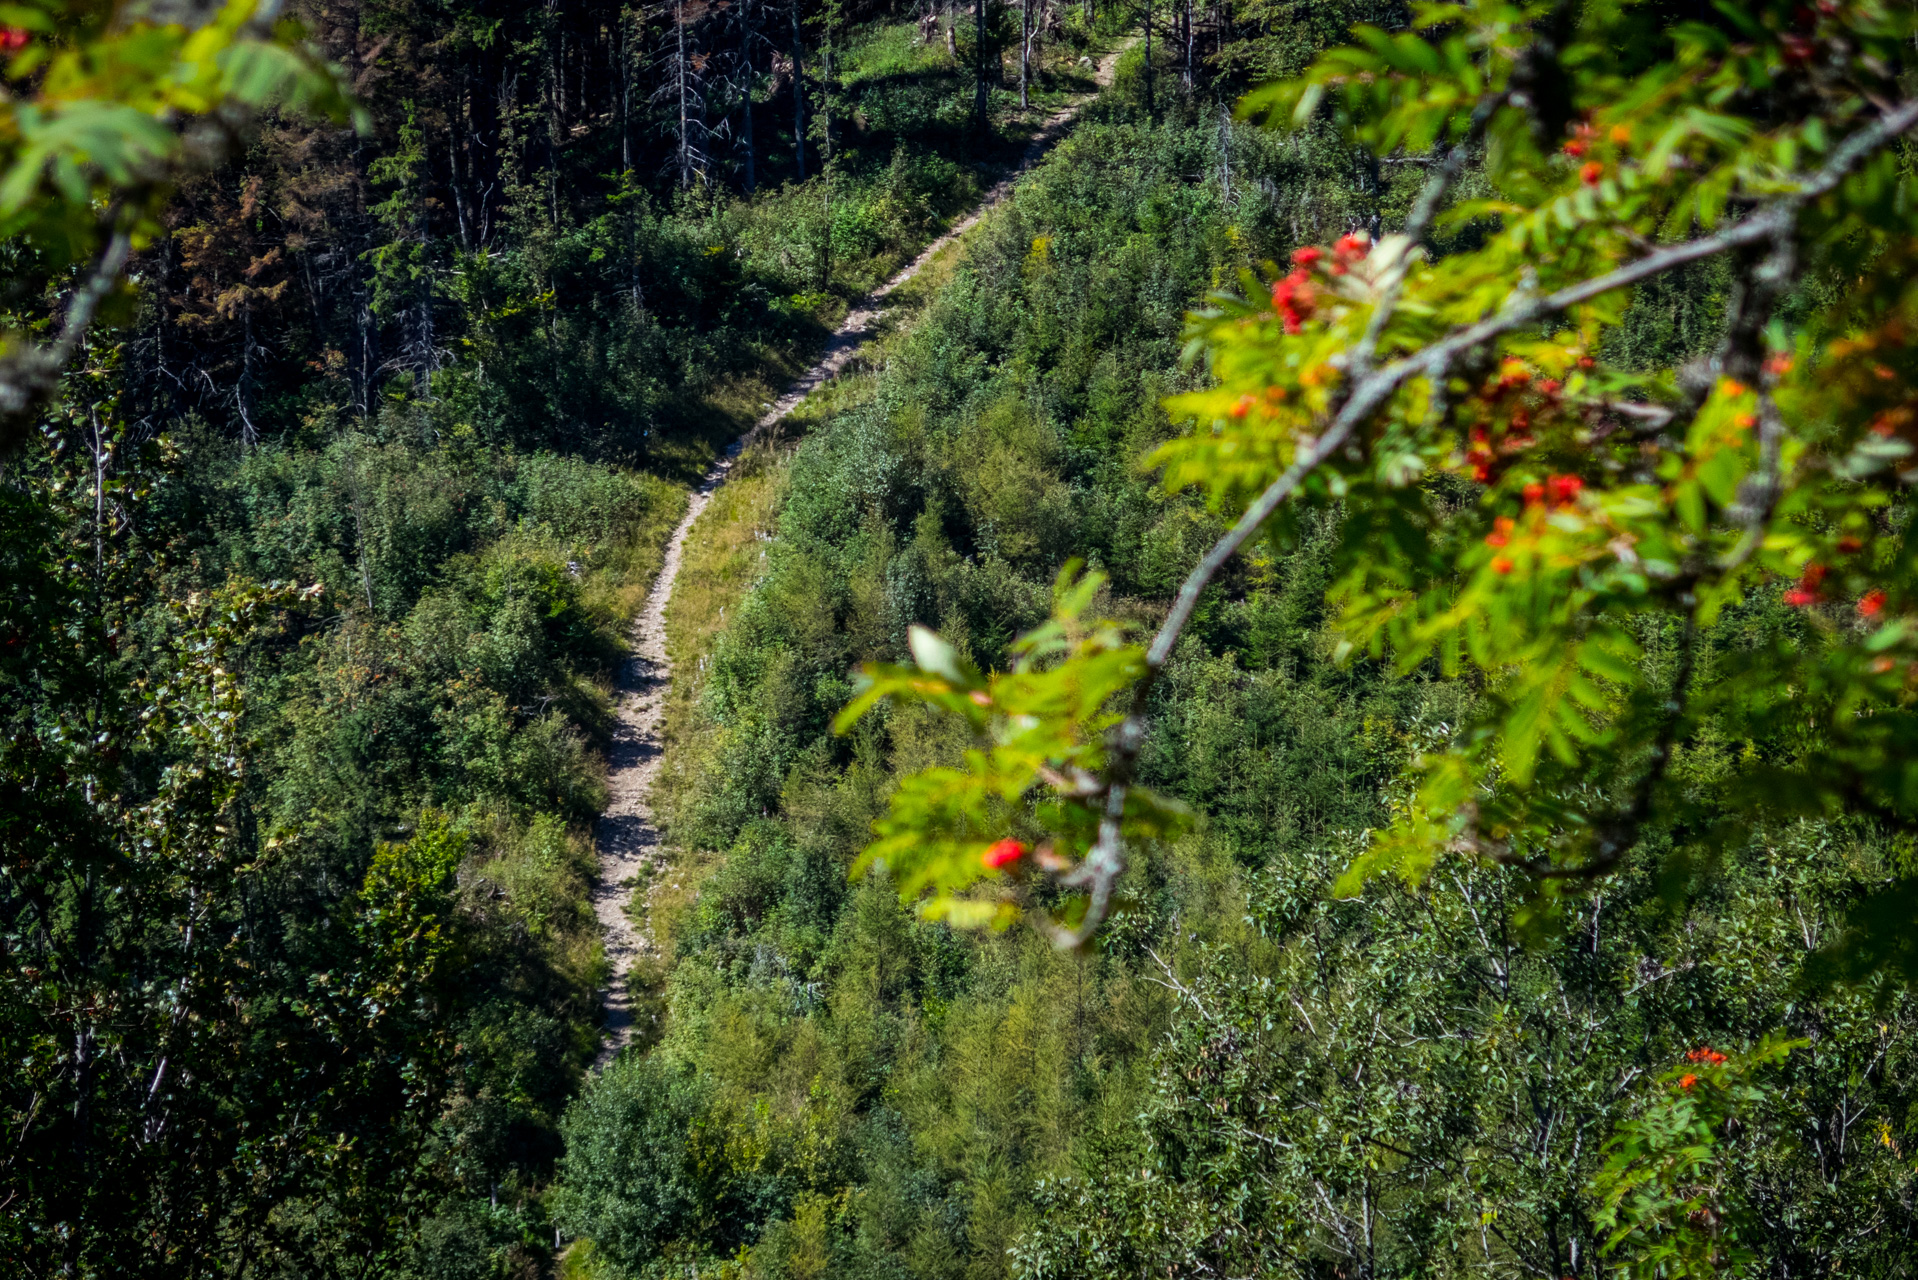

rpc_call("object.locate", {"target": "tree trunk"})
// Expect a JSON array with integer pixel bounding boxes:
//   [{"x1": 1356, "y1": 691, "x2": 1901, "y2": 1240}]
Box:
[
  {"x1": 1020, "y1": 0, "x2": 1030, "y2": 109},
  {"x1": 740, "y1": 0, "x2": 756, "y2": 193},
  {"x1": 1181, "y1": 0, "x2": 1191, "y2": 88},
  {"x1": 791, "y1": 0, "x2": 807, "y2": 178},
  {"x1": 547, "y1": 0, "x2": 561, "y2": 224},
  {"x1": 621, "y1": 5, "x2": 633, "y2": 172},
  {"x1": 678, "y1": 0, "x2": 690, "y2": 187},
  {"x1": 974, "y1": 0, "x2": 987, "y2": 134},
  {"x1": 449, "y1": 115, "x2": 470, "y2": 251}
]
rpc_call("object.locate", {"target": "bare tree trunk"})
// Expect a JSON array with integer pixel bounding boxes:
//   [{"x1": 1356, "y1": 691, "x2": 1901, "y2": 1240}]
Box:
[
  {"x1": 974, "y1": 0, "x2": 988, "y2": 134},
  {"x1": 739, "y1": 0, "x2": 757, "y2": 193},
  {"x1": 1020, "y1": 0, "x2": 1030, "y2": 109},
  {"x1": 239, "y1": 309, "x2": 257, "y2": 448},
  {"x1": 546, "y1": 0, "x2": 561, "y2": 224},
  {"x1": 449, "y1": 114, "x2": 470, "y2": 251},
  {"x1": 409, "y1": 137, "x2": 434, "y2": 397},
  {"x1": 1181, "y1": 0, "x2": 1191, "y2": 88},
  {"x1": 621, "y1": 5, "x2": 633, "y2": 172},
  {"x1": 677, "y1": 0, "x2": 692, "y2": 187},
  {"x1": 697, "y1": 19, "x2": 710, "y2": 184},
  {"x1": 821, "y1": 37, "x2": 832, "y2": 168},
  {"x1": 791, "y1": 0, "x2": 807, "y2": 178}
]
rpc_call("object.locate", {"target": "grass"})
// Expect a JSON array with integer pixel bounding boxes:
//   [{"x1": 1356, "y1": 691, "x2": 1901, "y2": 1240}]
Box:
[
  {"x1": 578, "y1": 472, "x2": 691, "y2": 634},
  {"x1": 658, "y1": 440, "x2": 794, "y2": 762}
]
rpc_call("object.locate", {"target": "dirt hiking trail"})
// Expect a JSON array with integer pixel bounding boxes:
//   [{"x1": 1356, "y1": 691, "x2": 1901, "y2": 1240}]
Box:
[{"x1": 590, "y1": 45, "x2": 1131, "y2": 1063}]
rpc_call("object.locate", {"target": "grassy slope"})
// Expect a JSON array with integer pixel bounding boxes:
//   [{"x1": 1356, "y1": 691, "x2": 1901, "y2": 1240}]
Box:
[{"x1": 551, "y1": 76, "x2": 1363, "y2": 1275}]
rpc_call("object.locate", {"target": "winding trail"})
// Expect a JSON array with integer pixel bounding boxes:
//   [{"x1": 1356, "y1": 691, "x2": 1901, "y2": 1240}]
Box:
[{"x1": 590, "y1": 46, "x2": 1130, "y2": 1062}]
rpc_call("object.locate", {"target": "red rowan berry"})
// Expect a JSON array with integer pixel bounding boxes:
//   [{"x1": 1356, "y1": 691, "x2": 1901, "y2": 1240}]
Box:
[{"x1": 982, "y1": 839, "x2": 1026, "y2": 869}]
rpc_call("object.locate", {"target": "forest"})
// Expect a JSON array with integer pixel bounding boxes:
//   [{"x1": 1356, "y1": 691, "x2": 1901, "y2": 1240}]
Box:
[{"x1": 8, "y1": 0, "x2": 1918, "y2": 1277}]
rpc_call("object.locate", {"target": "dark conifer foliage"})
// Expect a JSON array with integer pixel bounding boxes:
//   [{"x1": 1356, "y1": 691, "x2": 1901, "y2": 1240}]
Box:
[{"x1": 129, "y1": 0, "x2": 1100, "y2": 466}]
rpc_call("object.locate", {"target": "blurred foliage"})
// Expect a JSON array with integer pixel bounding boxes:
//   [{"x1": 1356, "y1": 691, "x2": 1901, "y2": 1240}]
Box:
[{"x1": 0, "y1": 0, "x2": 355, "y2": 449}]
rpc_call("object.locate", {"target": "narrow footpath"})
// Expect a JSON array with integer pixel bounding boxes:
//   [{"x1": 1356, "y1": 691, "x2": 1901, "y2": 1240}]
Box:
[{"x1": 590, "y1": 46, "x2": 1130, "y2": 1061}]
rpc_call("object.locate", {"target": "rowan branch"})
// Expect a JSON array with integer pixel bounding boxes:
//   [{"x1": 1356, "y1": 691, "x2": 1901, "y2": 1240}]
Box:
[{"x1": 1046, "y1": 98, "x2": 1918, "y2": 941}]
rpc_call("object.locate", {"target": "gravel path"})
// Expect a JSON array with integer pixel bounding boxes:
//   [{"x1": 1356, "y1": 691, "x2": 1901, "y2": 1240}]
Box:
[{"x1": 589, "y1": 45, "x2": 1131, "y2": 1063}]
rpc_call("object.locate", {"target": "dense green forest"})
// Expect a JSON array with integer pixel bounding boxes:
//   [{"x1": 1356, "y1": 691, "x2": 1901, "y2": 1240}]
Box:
[{"x1": 12, "y1": 0, "x2": 1918, "y2": 1277}]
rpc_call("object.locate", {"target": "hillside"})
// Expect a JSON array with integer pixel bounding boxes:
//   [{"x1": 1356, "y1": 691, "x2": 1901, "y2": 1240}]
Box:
[
  {"x1": 555, "y1": 44, "x2": 1918, "y2": 1280},
  {"x1": 10, "y1": 3, "x2": 1918, "y2": 1279}
]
